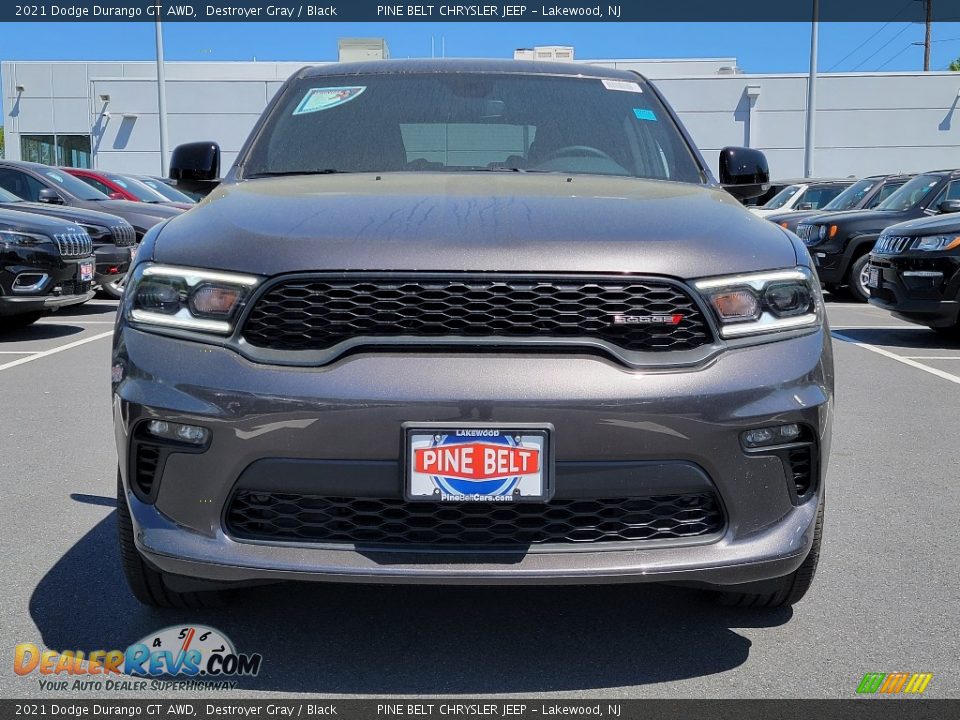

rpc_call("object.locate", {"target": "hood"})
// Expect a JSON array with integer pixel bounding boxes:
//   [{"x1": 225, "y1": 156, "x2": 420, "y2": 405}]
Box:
[
  {"x1": 766, "y1": 209, "x2": 825, "y2": 225},
  {"x1": 882, "y1": 212, "x2": 960, "y2": 236},
  {"x1": 0, "y1": 206, "x2": 84, "y2": 235},
  {"x1": 1, "y1": 200, "x2": 131, "y2": 229},
  {"x1": 96, "y1": 199, "x2": 183, "y2": 219},
  {"x1": 153, "y1": 174, "x2": 797, "y2": 277}
]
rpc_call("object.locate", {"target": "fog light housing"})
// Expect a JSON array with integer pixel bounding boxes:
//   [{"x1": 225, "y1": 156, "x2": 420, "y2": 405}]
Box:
[
  {"x1": 741, "y1": 423, "x2": 801, "y2": 449},
  {"x1": 145, "y1": 420, "x2": 209, "y2": 446}
]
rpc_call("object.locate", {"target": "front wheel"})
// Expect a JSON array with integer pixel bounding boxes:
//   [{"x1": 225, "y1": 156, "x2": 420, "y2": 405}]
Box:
[
  {"x1": 116, "y1": 470, "x2": 222, "y2": 608},
  {"x1": 847, "y1": 255, "x2": 872, "y2": 303},
  {"x1": 714, "y1": 498, "x2": 824, "y2": 609},
  {"x1": 99, "y1": 274, "x2": 126, "y2": 300}
]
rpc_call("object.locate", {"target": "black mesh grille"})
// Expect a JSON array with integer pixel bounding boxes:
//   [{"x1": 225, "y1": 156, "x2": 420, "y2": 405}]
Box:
[
  {"x1": 241, "y1": 276, "x2": 712, "y2": 353},
  {"x1": 134, "y1": 445, "x2": 161, "y2": 496},
  {"x1": 226, "y1": 492, "x2": 724, "y2": 546},
  {"x1": 57, "y1": 280, "x2": 92, "y2": 296}
]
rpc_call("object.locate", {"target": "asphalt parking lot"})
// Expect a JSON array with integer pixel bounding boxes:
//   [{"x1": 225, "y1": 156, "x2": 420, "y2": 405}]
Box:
[{"x1": 1, "y1": 296, "x2": 958, "y2": 699}]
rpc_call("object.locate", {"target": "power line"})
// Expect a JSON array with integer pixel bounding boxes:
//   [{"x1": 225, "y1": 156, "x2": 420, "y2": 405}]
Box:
[
  {"x1": 826, "y1": 0, "x2": 914, "y2": 72},
  {"x1": 875, "y1": 43, "x2": 917, "y2": 71},
  {"x1": 850, "y1": 23, "x2": 915, "y2": 71}
]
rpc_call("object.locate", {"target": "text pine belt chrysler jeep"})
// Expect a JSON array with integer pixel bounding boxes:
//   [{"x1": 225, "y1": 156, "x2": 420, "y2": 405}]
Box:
[{"x1": 112, "y1": 60, "x2": 834, "y2": 609}]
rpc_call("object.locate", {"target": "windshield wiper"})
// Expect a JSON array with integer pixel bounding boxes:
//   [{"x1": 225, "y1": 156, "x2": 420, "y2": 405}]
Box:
[{"x1": 244, "y1": 169, "x2": 351, "y2": 178}]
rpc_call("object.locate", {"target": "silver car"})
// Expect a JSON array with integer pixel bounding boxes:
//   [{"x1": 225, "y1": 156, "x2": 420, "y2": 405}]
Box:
[{"x1": 113, "y1": 60, "x2": 833, "y2": 609}]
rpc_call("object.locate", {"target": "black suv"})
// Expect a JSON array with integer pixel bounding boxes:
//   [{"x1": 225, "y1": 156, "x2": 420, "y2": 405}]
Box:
[
  {"x1": 766, "y1": 174, "x2": 912, "y2": 233},
  {"x1": 796, "y1": 170, "x2": 960, "y2": 301},
  {"x1": 0, "y1": 207, "x2": 94, "y2": 328},
  {"x1": 0, "y1": 185, "x2": 135, "y2": 299},
  {"x1": 868, "y1": 213, "x2": 960, "y2": 336}
]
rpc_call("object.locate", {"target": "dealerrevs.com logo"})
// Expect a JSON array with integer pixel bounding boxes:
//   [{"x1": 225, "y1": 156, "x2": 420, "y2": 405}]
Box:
[{"x1": 14, "y1": 625, "x2": 262, "y2": 692}]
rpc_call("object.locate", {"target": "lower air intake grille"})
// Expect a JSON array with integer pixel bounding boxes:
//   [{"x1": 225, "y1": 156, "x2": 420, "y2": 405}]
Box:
[
  {"x1": 226, "y1": 492, "x2": 724, "y2": 546},
  {"x1": 241, "y1": 275, "x2": 713, "y2": 354},
  {"x1": 134, "y1": 445, "x2": 161, "y2": 496},
  {"x1": 786, "y1": 446, "x2": 814, "y2": 497}
]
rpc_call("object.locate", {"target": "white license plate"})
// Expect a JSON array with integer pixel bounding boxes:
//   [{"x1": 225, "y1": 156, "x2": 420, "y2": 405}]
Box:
[
  {"x1": 79, "y1": 261, "x2": 94, "y2": 282},
  {"x1": 405, "y1": 426, "x2": 551, "y2": 502},
  {"x1": 129, "y1": 245, "x2": 138, "y2": 262},
  {"x1": 867, "y1": 267, "x2": 881, "y2": 289}
]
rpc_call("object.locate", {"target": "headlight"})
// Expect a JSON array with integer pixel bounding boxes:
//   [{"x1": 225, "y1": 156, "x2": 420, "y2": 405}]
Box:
[
  {"x1": 0, "y1": 230, "x2": 48, "y2": 247},
  {"x1": 125, "y1": 263, "x2": 261, "y2": 334},
  {"x1": 694, "y1": 267, "x2": 821, "y2": 339},
  {"x1": 77, "y1": 223, "x2": 111, "y2": 242},
  {"x1": 914, "y1": 235, "x2": 960, "y2": 252}
]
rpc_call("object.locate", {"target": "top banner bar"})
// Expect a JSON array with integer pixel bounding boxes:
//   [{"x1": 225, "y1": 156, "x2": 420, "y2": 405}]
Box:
[{"x1": 5, "y1": 0, "x2": 960, "y2": 23}]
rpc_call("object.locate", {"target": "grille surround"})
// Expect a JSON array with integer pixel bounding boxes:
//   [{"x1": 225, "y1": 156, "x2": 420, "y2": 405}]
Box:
[
  {"x1": 225, "y1": 491, "x2": 725, "y2": 549},
  {"x1": 110, "y1": 224, "x2": 136, "y2": 247},
  {"x1": 53, "y1": 232, "x2": 93, "y2": 258},
  {"x1": 240, "y1": 274, "x2": 714, "y2": 361},
  {"x1": 873, "y1": 235, "x2": 914, "y2": 254}
]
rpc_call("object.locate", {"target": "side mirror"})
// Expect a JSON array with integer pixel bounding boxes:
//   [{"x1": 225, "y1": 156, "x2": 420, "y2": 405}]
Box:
[
  {"x1": 719, "y1": 146, "x2": 770, "y2": 201},
  {"x1": 108, "y1": 191, "x2": 125, "y2": 200},
  {"x1": 38, "y1": 187, "x2": 64, "y2": 204},
  {"x1": 169, "y1": 141, "x2": 221, "y2": 198},
  {"x1": 938, "y1": 199, "x2": 960, "y2": 214},
  {"x1": 796, "y1": 202, "x2": 814, "y2": 211}
]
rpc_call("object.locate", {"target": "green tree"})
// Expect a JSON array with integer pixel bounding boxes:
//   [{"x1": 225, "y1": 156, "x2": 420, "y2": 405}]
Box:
[{"x1": 950, "y1": 57, "x2": 960, "y2": 72}]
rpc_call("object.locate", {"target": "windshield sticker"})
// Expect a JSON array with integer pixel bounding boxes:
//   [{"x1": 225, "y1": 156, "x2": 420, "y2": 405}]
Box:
[
  {"x1": 633, "y1": 108, "x2": 658, "y2": 122},
  {"x1": 293, "y1": 86, "x2": 366, "y2": 115},
  {"x1": 44, "y1": 171, "x2": 65, "y2": 183},
  {"x1": 602, "y1": 79, "x2": 643, "y2": 93}
]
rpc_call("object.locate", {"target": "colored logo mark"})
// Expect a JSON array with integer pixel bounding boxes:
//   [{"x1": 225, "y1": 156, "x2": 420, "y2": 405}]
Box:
[{"x1": 856, "y1": 672, "x2": 933, "y2": 695}]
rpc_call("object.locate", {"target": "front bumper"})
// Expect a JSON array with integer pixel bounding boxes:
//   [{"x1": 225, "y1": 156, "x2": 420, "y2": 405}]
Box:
[
  {"x1": 113, "y1": 326, "x2": 833, "y2": 587},
  {"x1": 868, "y1": 253, "x2": 960, "y2": 327},
  {"x1": 0, "y1": 291, "x2": 94, "y2": 315},
  {"x1": 93, "y1": 244, "x2": 133, "y2": 286}
]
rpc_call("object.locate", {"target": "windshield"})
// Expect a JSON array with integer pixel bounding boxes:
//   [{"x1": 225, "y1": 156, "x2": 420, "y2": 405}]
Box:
[
  {"x1": 823, "y1": 179, "x2": 876, "y2": 211},
  {"x1": 877, "y1": 174, "x2": 940, "y2": 211},
  {"x1": 762, "y1": 185, "x2": 802, "y2": 210},
  {"x1": 241, "y1": 73, "x2": 704, "y2": 183},
  {"x1": 135, "y1": 176, "x2": 195, "y2": 204},
  {"x1": 41, "y1": 168, "x2": 109, "y2": 201},
  {"x1": 104, "y1": 173, "x2": 167, "y2": 203}
]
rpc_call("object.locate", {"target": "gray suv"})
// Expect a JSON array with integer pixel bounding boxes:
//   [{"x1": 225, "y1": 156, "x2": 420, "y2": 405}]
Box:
[{"x1": 113, "y1": 60, "x2": 833, "y2": 609}]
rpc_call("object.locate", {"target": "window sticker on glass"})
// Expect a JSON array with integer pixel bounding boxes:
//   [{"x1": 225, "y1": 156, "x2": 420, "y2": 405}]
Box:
[
  {"x1": 293, "y1": 86, "x2": 366, "y2": 115},
  {"x1": 44, "y1": 171, "x2": 65, "y2": 183},
  {"x1": 634, "y1": 108, "x2": 658, "y2": 122},
  {"x1": 602, "y1": 79, "x2": 643, "y2": 93}
]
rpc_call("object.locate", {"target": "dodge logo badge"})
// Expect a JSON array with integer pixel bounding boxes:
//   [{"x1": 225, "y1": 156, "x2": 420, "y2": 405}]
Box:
[{"x1": 612, "y1": 314, "x2": 684, "y2": 326}]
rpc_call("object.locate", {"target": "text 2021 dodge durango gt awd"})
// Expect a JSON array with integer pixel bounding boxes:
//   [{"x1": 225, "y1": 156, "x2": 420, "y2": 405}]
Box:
[{"x1": 112, "y1": 60, "x2": 833, "y2": 609}]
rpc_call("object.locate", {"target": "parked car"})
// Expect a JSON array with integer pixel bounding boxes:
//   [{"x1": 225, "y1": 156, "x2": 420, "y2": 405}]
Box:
[
  {"x1": 766, "y1": 174, "x2": 912, "y2": 233},
  {"x1": 114, "y1": 59, "x2": 833, "y2": 610},
  {"x1": 127, "y1": 175, "x2": 196, "y2": 207},
  {"x1": 868, "y1": 212, "x2": 960, "y2": 337},
  {"x1": 0, "y1": 160, "x2": 182, "y2": 242},
  {"x1": 149, "y1": 176, "x2": 205, "y2": 202},
  {"x1": 796, "y1": 170, "x2": 960, "y2": 301},
  {"x1": 749, "y1": 179, "x2": 852, "y2": 218},
  {"x1": 0, "y1": 207, "x2": 95, "y2": 329},
  {"x1": 65, "y1": 168, "x2": 193, "y2": 210},
  {"x1": 0, "y1": 185, "x2": 136, "y2": 299}
]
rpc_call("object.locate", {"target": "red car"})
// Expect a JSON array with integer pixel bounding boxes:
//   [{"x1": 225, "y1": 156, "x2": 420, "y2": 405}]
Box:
[{"x1": 65, "y1": 169, "x2": 193, "y2": 210}]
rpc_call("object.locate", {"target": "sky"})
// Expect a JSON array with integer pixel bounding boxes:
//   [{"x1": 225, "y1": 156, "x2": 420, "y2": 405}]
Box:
[{"x1": 3, "y1": 21, "x2": 960, "y2": 73}]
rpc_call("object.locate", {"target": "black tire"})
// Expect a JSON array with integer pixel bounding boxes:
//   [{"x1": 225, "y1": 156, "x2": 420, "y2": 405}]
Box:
[
  {"x1": 0, "y1": 312, "x2": 42, "y2": 330},
  {"x1": 98, "y1": 277, "x2": 126, "y2": 300},
  {"x1": 846, "y1": 254, "x2": 872, "y2": 303},
  {"x1": 116, "y1": 471, "x2": 223, "y2": 608},
  {"x1": 714, "y1": 498, "x2": 824, "y2": 609},
  {"x1": 931, "y1": 324, "x2": 960, "y2": 341}
]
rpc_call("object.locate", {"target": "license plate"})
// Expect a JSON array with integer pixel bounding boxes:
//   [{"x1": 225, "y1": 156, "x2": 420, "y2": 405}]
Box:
[
  {"x1": 867, "y1": 267, "x2": 880, "y2": 289},
  {"x1": 129, "y1": 245, "x2": 138, "y2": 262},
  {"x1": 79, "y1": 261, "x2": 94, "y2": 282},
  {"x1": 405, "y1": 425, "x2": 551, "y2": 502}
]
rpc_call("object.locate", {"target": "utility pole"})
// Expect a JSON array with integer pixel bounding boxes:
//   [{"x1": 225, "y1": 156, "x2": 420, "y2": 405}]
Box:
[
  {"x1": 154, "y1": 2, "x2": 170, "y2": 176},
  {"x1": 924, "y1": 0, "x2": 933, "y2": 71},
  {"x1": 804, "y1": 0, "x2": 819, "y2": 178}
]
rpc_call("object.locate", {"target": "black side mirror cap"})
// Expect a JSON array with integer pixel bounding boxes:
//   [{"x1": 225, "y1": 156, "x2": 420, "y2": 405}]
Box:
[
  {"x1": 37, "y1": 187, "x2": 64, "y2": 204},
  {"x1": 169, "y1": 142, "x2": 221, "y2": 198},
  {"x1": 719, "y1": 146, "x2": 770, "y2": 201},
  {"x1": 938, "y1": 199, "x2": 960, "y2": 214}
]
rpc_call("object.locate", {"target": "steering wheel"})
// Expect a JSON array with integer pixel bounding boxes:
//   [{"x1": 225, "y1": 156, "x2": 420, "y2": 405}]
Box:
[{"x1": 536, "y1": 145, "x2": 615, "y2": 164}]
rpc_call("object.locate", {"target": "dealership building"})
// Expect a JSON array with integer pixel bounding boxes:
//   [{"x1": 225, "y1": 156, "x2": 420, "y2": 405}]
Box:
[{"x1": 3, "y1": 40, "x2": 960, "y2": 180}]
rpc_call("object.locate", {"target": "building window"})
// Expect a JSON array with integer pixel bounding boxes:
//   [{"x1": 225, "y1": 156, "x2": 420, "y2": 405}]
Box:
[
  {"x1": 20, "y1": 135, "x2": 57, "y2": 165},
  {"x1": 18, "y1": 134, "x2": 91, "y2": 168},
  {"x1": 57, "y1": 135, "x2": 92, "y2": 168}
]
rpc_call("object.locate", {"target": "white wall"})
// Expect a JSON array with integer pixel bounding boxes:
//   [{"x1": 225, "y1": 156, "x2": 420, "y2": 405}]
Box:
[{"x1": 4, "y1": 60, "x2": 960, "y2": 180}]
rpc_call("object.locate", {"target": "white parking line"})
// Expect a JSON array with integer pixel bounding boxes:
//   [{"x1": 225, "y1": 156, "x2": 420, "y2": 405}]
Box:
[
  {"x1": 36, "y1": 320, "x2": 115, "y2": 325},
  {"x1": 0, "y1": 351, "x2": 39, "y2": 355},
  {"x1": 832, "y1": 332, "x2": 960, "y2": 386},
  {"x1": 902, "y1": 356, "x2": 960, "y2": 360},
  {"x1": 0, "y1": 331, "x2": 112, "y2": 372}
]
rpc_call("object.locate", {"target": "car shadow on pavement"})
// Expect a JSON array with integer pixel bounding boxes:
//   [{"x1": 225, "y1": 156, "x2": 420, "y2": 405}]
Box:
[
  {"x1": 833, "y1": 327, "x2": 959, "y2": 351},
  {"x1": 58, "y1": 300, "x2": 119, "y2": 317},
  {"x1": 0, "y1": 324, "x2": 85, "y2": 342},
  {"x1": 30, "y1": 513, "x2": 792, "y2": 695}
]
